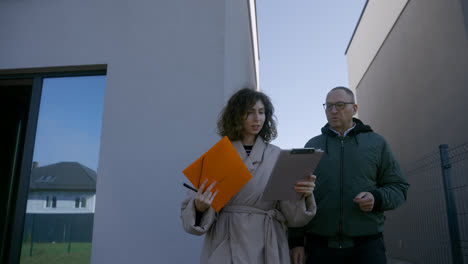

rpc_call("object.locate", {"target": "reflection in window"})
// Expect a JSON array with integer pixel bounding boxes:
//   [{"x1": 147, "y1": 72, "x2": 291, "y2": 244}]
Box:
[
  {"x1": 20, "y1": 75, "x2": 105, "y2": 264},
  {"x1": 74, "y1": 197, "x2": 87, "y2": 208},
  {"x1": 45, "y1": 196, "x2": 57, "y2": 208}
]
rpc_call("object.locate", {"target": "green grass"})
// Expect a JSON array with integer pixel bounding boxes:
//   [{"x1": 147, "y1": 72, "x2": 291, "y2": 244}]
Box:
[{"x1": 20, "y1": 242, "x2": 91, "y2": 264}]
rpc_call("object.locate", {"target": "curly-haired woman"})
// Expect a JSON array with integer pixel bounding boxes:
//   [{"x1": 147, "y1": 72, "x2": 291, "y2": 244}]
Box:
[{"x1": 181, "y1": 88, "x2": 316, "y2": 264}]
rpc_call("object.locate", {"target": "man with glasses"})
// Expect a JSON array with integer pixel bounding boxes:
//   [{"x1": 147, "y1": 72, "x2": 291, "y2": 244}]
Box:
[{"x1": 289, "y1": 86, "x2": 409, "y2": 264}]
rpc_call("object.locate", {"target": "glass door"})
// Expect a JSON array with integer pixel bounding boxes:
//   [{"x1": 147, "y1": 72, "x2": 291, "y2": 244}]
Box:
[{"x1": 16, "y1": 75, "x2": 106, "y2": 264}]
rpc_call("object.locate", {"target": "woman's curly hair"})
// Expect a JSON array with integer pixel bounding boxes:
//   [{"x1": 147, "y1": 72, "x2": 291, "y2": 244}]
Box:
[{"x1": 217, "y1": 88, "x2": 277, "y2": 142}]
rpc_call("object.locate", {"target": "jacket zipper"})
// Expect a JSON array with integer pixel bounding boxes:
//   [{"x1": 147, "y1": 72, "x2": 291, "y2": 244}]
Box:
[{"x1": 339, "y1": 137, "x2": 344, "y2": 248}]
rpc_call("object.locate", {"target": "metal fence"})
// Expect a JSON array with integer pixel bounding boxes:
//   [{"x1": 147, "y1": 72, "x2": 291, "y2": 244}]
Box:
[{"x1": 384, "y1": 142, "x2": 468, "y2": 264}]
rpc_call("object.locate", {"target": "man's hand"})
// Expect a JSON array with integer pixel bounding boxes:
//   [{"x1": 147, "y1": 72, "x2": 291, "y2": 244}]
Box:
[
  {"x1": 353, "y1": 192, "x2": 374, "y2": 212},
  {"x1": 290, "y1": 246, "x2": 305, "y2": 264},
  {"x1": 294, "y1": 174, "x2": 316, "y2": 197},
  {"x1": 194, "y1": 179, "x2": 218, "y2": 213}
]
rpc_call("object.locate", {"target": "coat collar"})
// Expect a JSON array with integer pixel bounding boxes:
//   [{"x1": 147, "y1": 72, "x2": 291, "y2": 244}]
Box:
[
  {"x1": 231, "y1": 136, "x2": 267, "y2": 172},
  {"x1": 321, "y1": 117, "x2": 373, "y2": 137}
]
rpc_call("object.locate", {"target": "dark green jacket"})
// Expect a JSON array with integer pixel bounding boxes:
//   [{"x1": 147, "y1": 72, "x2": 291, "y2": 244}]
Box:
[{"x1": 289, "y1": 118, "x2": 409, "y2": 247}]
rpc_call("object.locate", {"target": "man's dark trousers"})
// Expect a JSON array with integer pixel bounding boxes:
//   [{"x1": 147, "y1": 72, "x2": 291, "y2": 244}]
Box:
[{"x1": 305, "y1": 236, "x2": 387, "y2": 264}]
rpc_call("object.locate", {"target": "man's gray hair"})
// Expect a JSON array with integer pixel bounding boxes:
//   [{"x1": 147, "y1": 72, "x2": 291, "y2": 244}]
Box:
[{"x1": 328, "y1": 86, "x2": 355, "y2": 103}]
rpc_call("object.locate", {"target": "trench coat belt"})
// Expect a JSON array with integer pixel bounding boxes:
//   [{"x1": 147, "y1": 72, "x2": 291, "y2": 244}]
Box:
[{"x1": 222, "y1": 205, "x2": 286, "y2": 264}]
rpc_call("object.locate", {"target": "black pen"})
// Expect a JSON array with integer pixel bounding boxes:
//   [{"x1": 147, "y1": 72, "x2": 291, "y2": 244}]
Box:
[{"x1": 183, "y1": 183, "x2": 198, "y2": 192}]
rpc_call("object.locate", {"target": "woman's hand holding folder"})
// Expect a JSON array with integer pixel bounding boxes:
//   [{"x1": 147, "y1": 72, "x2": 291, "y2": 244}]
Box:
[{"x1": 195, "y1": 179, "x2": 219, "y2": 213}]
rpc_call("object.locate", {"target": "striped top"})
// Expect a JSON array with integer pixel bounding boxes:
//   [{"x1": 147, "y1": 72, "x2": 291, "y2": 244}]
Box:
[{"x1": 243, "y1": 145, "x2": 253, "y2": 156}]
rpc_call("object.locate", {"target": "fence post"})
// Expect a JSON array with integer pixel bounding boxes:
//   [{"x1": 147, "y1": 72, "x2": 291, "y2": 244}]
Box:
[
  {"x1": 29, "y1": 214, "x2": 35, "y2": 257},
  {"x1": 67, "y1": 223, "x2": 72, "y2": 253},
  {"x1": 439, "y1": 144, "x2": 463, "y2": 264}
]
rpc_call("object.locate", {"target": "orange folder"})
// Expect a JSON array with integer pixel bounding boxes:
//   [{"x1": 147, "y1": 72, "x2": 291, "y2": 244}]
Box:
[{"x1": 183, "y1": 136, "x2": 252, "y2": 212}]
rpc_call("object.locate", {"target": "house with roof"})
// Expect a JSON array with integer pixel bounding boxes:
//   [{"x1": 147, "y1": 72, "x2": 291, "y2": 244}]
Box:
[
  {"x1": 23, "y1": 162, "x2": 97, "y2": 242},
  {"x1": 26, "y1": 162, "x2": 96, "y2": 214}
]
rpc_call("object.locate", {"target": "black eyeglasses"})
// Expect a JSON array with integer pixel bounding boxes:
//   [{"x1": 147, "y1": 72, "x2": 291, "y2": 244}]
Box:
[{"x1": 323, "y1": 102, "x2": 354, "y2": 110}]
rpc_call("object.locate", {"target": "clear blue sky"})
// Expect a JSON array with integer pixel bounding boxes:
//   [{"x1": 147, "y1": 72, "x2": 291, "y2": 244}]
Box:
[
  {"x1": 32, "y1": 76, "x2": 106, "y2": 171},
  {"x1": 257, "y1": 0, "x2": 366, "y2": 148}
]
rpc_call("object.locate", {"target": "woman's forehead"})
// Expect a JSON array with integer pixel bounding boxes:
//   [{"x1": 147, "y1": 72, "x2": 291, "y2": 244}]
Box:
[{"x1": 248, "y1": 99, "x2": 264, "y2": 108}]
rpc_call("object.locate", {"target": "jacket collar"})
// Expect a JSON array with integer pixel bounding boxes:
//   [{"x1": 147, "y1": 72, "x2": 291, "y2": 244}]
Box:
[
  {"x1": 231, "y1": 136, "x2": 266, "y2": 172},
  {"x1": 321, "y1": 117, "x2": 373, "y2": 137}
]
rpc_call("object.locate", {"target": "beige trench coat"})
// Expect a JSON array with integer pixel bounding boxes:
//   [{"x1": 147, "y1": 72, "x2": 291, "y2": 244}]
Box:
[{"x1": 181, "y1": 137, "x2": 316, "y2": 264}]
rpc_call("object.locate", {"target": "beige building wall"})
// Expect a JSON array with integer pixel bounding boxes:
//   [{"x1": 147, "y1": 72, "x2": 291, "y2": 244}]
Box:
[
  {"x1": 346, "y1": 0, "x2": 409, "y2": 95},
  {"x1": 348, "y1": 0, "x2": 468, "y2": 163},
  {"x1": 346, "y1": 0, "x2": 468, "y2": 262}
]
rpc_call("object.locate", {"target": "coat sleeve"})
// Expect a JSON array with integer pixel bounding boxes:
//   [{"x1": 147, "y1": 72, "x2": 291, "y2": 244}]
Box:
[
  {"x1": 288, "y1": 226, "x2": 306, "y2": 249},
  {"x1": 180, "y1": 191, "x2": 217, "y2": 236},
  {"x1": 370, "y1": 139, "x2": 410, "y2": 212},
  {"x1": 278, "y1": 194, "x2": 316, "y2": 228}
]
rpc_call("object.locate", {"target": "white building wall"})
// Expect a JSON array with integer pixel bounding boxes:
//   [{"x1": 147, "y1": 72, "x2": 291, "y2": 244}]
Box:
[
  {"x1": 0, "y1": 1, "x2": 257, "y2": 263},
  {"x1": 346, "y1": 0, "x2": 409, "y2": 91},
  {"x1": 224, "y1": 0, "x2": 258, "y2": 99},
  {"x1": 26, "y1": 192, "x2": 96, "y2": 214}
]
